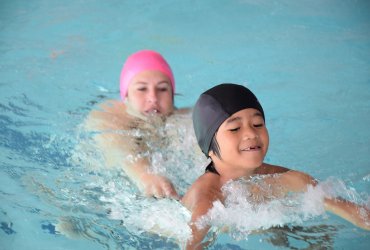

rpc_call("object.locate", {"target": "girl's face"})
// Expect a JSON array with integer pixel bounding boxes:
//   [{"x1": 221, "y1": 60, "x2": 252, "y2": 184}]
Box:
[
  {"x1": 126, "y1": 70, "x2": 174, "y2": 117},
  {"x1": 210, "y1": 108, "x2": 269, "y2": 176}
]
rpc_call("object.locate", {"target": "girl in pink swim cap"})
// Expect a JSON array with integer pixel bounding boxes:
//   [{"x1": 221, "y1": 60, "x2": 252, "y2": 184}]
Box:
[
  {"x1": 120, "y1": 50, "x2": 176, "y2": 119},
  {"x1": 83, "y1": 50, "x2": 193, "y2": 200}
]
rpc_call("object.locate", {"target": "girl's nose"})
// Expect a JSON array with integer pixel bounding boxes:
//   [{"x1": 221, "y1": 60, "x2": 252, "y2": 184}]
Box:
[{"x1": 147, "y1": 89, "x2": 158, "y2": 104}]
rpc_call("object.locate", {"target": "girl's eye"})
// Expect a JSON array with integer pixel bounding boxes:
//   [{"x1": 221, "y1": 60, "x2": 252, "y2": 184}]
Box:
[
  {"x1": 229, "y1": 127, "x2": 240, "y2": 132},
  {"x1": 158, "y1": 87, "x2": 169, "y2": 92},
  {"x1": 253, "y1": 123, "x2": 263, "y2": 128},
  {"x1": 137, "y1": 87, "x2": 147, "y2": 91}
]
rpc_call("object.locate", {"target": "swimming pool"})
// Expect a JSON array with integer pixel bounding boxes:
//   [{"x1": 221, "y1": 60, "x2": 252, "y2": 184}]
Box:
[{"x1": 1, "y1": 0, "x2": 370, "y2": 249}]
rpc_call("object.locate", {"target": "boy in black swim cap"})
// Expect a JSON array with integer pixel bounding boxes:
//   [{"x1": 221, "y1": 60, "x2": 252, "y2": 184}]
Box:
[{"x1": 181, "y1": 83, "x2": 370, "y2": 249}]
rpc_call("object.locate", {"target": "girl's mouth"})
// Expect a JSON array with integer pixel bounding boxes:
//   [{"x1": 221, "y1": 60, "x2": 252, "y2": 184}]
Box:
[{"x1": 145, "y1": 108, "x2": 160, "y2": 114}]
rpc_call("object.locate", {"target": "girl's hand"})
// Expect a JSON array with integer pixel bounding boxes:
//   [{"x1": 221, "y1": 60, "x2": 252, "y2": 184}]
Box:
[{"x1": 140, "y1": 173, "x2": 180, "y2": 200}]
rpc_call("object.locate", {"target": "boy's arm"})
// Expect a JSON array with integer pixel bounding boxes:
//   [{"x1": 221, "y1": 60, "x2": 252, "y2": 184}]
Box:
[
  {"x1": 280, "y1": 170, "x2": 370, "y2": 230},
  {"x1": 186, "y1": 202, "x2": 212, "y2": 250},
  {"x1": 181, "y1": 175, "x2": 222, "y2": 249},
  {"x1": 324, "y1": 197, "x2": 370, "y2": 230}
]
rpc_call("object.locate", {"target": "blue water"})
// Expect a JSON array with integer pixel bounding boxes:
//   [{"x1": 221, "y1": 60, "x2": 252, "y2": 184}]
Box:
[{"x1": 1, "y1": 0, "x2": 370, "y2": 249}]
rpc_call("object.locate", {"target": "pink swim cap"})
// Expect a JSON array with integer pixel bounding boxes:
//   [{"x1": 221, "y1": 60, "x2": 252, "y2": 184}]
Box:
[{"x1": 119, "y1": 50, "x2": 175, "y2": 101}]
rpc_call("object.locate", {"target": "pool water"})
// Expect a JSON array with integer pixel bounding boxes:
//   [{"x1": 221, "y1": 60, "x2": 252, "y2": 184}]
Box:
[{"x1": 1, "y1": 0, "x2": 370, "y2": 249}]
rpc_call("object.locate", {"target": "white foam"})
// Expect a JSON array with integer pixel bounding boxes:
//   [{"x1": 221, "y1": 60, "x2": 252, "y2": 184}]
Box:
[
  {"x1": 70, "y1": 112, "x2": 201, "y2": 244},
  {"x1": 195, "y1": 176, "x2": 370, "y2": 241},
  {"x1": 145, "y1": 112, "x2": 205, "y2": 194},
  {"x1": 363, "y1": 174, "x2": 370, "y2": 182},
  {"x1": 69, "y1": 112, "x2": 368, "y2": 245},
  {"x1": 99, "y1": 183, "x2": 192, "y2": 244}
]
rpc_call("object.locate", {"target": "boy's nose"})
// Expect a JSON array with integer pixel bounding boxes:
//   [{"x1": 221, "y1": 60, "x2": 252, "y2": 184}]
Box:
[{"x1": 242, "y1": 127, "x2": 258, "y2": 140}]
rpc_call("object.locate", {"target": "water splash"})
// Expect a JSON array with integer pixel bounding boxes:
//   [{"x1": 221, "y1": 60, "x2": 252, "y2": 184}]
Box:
[
  {"x1": 100, "y1": 186, "x2": 192, "y2": 244},
  {"x1": 195, "y1": 176, "x2": 369, "y2": 241},
  {"x1": 37, "y1": 111, "x2": 204, "y2": 247},
  {"x1": 137, "y1": 112, "x2": 205, "y2": 194}
]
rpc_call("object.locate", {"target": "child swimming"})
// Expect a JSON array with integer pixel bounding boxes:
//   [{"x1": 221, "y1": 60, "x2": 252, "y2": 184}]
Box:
[
  {"x1": 181, "y1": 83, "x2": 370, "y2": 249},
  {"x1": 58, "y1": 50, "x2": 205, "y2": 241},
  {"x1": 83, "y1": 50, "x2": 194, "y2": 199}
]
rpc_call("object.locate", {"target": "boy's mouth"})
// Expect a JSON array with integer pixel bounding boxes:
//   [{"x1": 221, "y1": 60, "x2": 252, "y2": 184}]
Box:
[{"x1": 240, "y1": 145, "x2": 262, "y2": 151}]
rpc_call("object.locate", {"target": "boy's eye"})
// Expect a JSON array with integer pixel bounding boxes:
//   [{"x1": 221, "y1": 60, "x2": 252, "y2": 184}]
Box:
[
  {"x1": 229, "y1": 127, "x2": 240, "y2": 132},
  {"x1": 253, "y1": 123, "x2": 263, "y2": 128}
]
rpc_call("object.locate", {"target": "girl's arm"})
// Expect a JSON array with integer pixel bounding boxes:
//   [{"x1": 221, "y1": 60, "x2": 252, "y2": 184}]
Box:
[{"x1": 84, "y1": 101, "x2": 179, "y2": 199}]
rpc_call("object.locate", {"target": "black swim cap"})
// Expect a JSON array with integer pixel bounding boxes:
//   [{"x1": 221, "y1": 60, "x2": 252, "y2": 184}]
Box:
[{"x1": 192, "y1": 83, "x2": 265, "y2": 155}]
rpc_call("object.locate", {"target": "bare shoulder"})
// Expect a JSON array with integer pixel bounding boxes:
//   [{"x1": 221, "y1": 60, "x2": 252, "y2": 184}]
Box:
[
  {"x1": 256, "y1": 163, "x2": 317, "y2": 192},
  {"x1": 256, "y1": 163, "x2": 290, "y2": 174},
  {"x1": 278, "y1": 169, "x2": 317, "y2": 192},
  {"x1": 89, "y1": 99, "x2": 126, "y2": 118},
  {"x1": 173, "y1": 107, "x2": 191, "y2": 115},
  {"x1": 181, "y1": 173, "x2": 222, "y2": 212},
  {"x1": 166, "y1": 108, "x2": 191, "y2": 126},
  {"x1": 84, "y1": 100, "x2": 134, "y2": 131}
]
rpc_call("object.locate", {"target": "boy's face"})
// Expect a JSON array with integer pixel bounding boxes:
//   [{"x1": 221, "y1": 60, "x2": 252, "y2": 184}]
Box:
[
  {"x1": 210, "y1": 108, "x2": 269, "y2": 174},
  {"x1": 126, "y1": 70, "x2": 174, "y2": 117}
]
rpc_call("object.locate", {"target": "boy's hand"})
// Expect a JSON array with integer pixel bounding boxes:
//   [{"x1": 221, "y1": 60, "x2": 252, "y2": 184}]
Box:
[{"x1": 139, "y1": 173, "x2": 180, "y2": 200}]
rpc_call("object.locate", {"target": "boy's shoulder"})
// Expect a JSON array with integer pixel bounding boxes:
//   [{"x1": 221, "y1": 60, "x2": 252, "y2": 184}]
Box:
[
  {"x1": 258, "y1": 163, "x2": 317, "y2": 192},
  {"x1": 256, "y1": 163, "x2": 290, "y2": 175},
  {"x1": 278, "y1": 170, "x2": 317, "y2": 191},
  {"x1": 181, "y1": 173, "x2": 222, "y2": 210},
  {"x1": 189, "y1": 173, "x2": 221, "y2": 196}
]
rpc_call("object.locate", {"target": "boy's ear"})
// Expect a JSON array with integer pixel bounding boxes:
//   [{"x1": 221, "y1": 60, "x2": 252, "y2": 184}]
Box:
[{"x1": 208, "y1": 150, "x2": 215, "y2": 158}]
